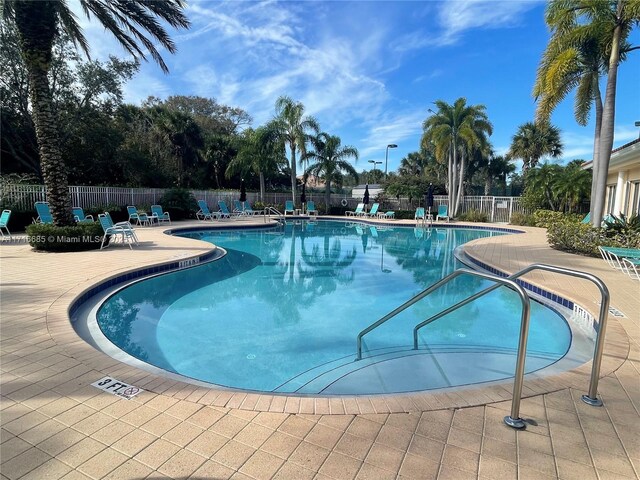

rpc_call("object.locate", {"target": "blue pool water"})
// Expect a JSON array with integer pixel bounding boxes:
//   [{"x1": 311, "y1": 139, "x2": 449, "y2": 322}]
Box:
[{"x1": 96, "y1": 221, "x2": 572, "y2": 394}]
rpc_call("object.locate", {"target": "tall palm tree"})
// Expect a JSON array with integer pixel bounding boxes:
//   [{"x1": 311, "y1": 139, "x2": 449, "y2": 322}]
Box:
[
  {"x1": 482, "y1": 155, "x2": 515, "y2": 195},
  {"x1": 536, "y1": 0, "x2": 639, "y2": 225},
  {"x1": 3, "y1": 0, "x2": 189, "y2": 225},
  {"x1": 303, "y1": 133, "x2": 359, "y2": 209},
  {"x1": 507, "y1": 122, "x2": 563, "y2": 174},
  {"x1": 422, "y1": 98, "x2": 492, "y2": 216},
  {"x1": 269, "y1": 96, "x2": 319, "y2": 204}
]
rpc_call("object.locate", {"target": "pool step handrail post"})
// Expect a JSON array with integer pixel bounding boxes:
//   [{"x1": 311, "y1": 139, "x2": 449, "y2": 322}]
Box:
[{"x1": 263, "y1": 206, "x2": 284, "y2": 223}]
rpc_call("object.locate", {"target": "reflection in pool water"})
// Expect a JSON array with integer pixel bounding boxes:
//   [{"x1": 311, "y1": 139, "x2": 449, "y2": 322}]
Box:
[{"x1": 96, "y1": 221, "x2": 572, "y2": 394}]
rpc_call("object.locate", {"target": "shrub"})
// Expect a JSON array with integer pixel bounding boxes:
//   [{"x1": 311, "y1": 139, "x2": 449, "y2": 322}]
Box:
[
  {"x1": 26, "y1": 222, "x2": 105, "y2": 252},
  {"x1": 458, "y1": 209, "x2": 488, "y2": 223},
  {"x1": 603, "y1": 214, "x2": 640, "y2": 237},
  {"x1": 509, "y1": 212, "x2": 536, "y2": 226},
  {"x1": 532, "y1": 210, "x2": 567, "y2": 228},
  {"x1": 547, "y1": 219, "x2": 640, "y2": 257},
  {"x1": 159, "y1": 188, "x2": 198, "y2": 220}
]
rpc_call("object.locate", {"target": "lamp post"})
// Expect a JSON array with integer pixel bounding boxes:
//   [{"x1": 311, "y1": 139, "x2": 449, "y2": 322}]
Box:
[
  {"x1": 368, "y1": 160, "x2": 382, "y2": 184},
  {"x1": 384, "y1": 144, "x2": 397, "y2": 177}
]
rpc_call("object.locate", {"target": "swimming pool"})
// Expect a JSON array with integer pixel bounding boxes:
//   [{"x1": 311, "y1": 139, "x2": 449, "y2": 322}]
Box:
[{"x1": 94, "y1": 221, "x2": 575, "y2": 395}]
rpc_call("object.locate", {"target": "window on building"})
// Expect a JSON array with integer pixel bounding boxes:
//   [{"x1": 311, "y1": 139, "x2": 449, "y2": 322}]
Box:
[{"x1": 606, "y1": 185, "x2": 616, "y2": 214}]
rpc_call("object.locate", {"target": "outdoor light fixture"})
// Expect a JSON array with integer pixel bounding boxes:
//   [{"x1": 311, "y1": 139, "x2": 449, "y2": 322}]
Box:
[
  {"x1": 385, "y1": 144, "x2": 397, "y2": 176},
  {"x1": 368, "y1": 160, "x2": 382, "y2": 183}
]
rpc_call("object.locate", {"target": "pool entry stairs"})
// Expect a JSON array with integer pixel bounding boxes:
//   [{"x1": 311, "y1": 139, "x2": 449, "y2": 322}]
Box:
[{"x1": 354, "y1": 263, "x2": 610, "y2": 429}]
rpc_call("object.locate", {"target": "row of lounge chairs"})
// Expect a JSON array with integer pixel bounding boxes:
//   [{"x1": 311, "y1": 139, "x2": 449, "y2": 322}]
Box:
[
  {"x1": 344, "y1": 203, "x2": 450, "y2": 222},
  {"x1": 32, "y1": 202, "x2": 171, "y2": 226},
  {"x1": 196, "y1": 200, "x2": 319, "y2": 220},
  {"x1": 598, "y1": 246, "x2": 640, "y2": 281}
]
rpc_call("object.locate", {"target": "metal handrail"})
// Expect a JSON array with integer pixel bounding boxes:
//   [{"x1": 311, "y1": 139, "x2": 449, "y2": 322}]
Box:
[
  {"x1": 411, "y1": 263, "x2": 609, "y2": 407},
  {"x1": 263, "y1": 206, "x2": 284, "y2": 222},
  {"x1": 356, "y1": 268, "x2": 531, "y2": 428}
]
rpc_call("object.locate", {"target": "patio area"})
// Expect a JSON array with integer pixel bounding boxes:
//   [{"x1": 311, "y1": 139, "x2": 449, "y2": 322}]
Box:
[{"x1": 1, "y1": 218, "x2": 638, "y2": 480}]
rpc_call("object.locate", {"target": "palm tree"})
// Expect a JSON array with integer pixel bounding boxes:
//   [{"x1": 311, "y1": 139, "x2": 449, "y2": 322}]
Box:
[
  {"x1": 507, "y1": 122, "x2": 563, "y2": 174},
  {"x1": 303, "y1": 133, "x2": 359, "y2": 209},
  {"x1": 526, "y1": 163, "x2": 563, "y2": 211},
  {"x1": 482, "y1": 155, "x2": 516, "y2": 195},
  {"x1": 269, "y1": 96, "x2": 319, "y2": 204},
  {"x1": 554, "y1": 160, "x2": 592, "y2": 212},
  {"x1": 421, "y1": 98, "x2": 492, "y2": 216},
  {"x1": 3, "y1": 0, "x2": 189, "y2": 225},
  {"x1": 536, "y1": 0, "x2": 639, "y2": 225},
  {"x1": 226, "y1": 126, "x2": 287, "y2": 201}
]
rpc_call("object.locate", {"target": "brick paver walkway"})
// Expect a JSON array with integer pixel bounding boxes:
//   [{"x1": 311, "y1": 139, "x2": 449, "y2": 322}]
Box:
[{"x1": 1, "y1": 218, "x2": 638, "y2": 479}]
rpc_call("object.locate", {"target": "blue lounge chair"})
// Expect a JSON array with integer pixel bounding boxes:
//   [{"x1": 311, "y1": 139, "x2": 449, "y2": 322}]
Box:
[
  {"x1": 104, "y1": 212, "x2": 134, "y2": 230},
  {"x1": 367, "y1": 203, "x2": 380, "y2": 218},
  {"x1": 599, "y1": 246, "x2": 640, "y2": 270},
  {"x1": 284, "y1": 200, "x2": 295, "y2": 216},
  {"x1": 436, "y1": 205, "x2": 450, "y2": 222},
  {"x1": 381, "y1": 211, "x2": 395, "y2": 219},
  {"x1": 244, "y1": 201, "x2": 263, "y2": 215},
  {"x1": 346, "y1": 203, "x2": 364, "y2": 217},
  {"x1": 72, "y1": 207, "x2": 94, "y2": 223},
  {"x1": 415, "y1": 207, "x2": 426, "y2": 221},
  {"x1": 581, "y1": 212, "x2": 591, "y2": 224},
  {"x1": 0, "y1": 210, "x2": 11, "y2": 238},
  {"x1": 98, "y1": 214, "x2": 137, "y2": 249},
  {"x1": 306, "y1": 201, "x2": 318, "y2": 216},
  {"x1": 151, "y1": 205, "x2": 171, "y2": 224},
  {"x1": 34, "y1": 202, "x2": 53, "y2": 224},
  {"x1": 196, "y1": 200, "x2": 216, "y2": 220},
  {"x1": 233, "y1": 200, "x2": 250, "y2": 216},
  {"x1": 127, "y1": 206, "x2": 151, "y2": 226},
  {"x1": 217, "y1": 200, "x2": 234, "y2": 219}
]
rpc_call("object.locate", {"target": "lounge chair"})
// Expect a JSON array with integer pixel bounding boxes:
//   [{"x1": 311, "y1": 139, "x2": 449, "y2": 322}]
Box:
[
  {"x1": 233, "y1": 200, "x2": 250, "y2": 216},
  {"x1": 306, "y1": 201, "x2": 318, "y2": 216},
  {"x1": 621, "y1": 257, "x2": 640, "y2": 281},
  {"x1": 598, "y1": 246, "x2": 640, "y2": 270},
  {"x1": 34, "y1": 202, "x2": 53, "y2": 224},
  {"x1": 217, "y1": 200, "x2": 234, "y2": 219},
  {"x1": 98, "y1": 214, "x2": 137, "y2": 249},
  {"x1": 72, "y1": 207, "x2": 94, "y2": 223},
  {"x1": 284, "y1": 200, "x2": 295, "y2": 216},
  {"x1": 244, "y1": 201, "x2": 263, "y2": 215},
  {"x1": 436, "y1": 205, "x2": 450, "y2": 222},
  {"x1": 105, "y1": 212, "x2": 134, "y2": 230},
  {"x1": 196, "y1": 200, "x2": 216, "y2": 221},
  {"x1": 151, "y1": 205, "x2": 171, "y2": 224},
  {"x1": 415, "y1": 207, "x2": 425, "y2": 221},
  {"x1": 381, "y1": 211, "x2": 395, "y2": 219},
  {"x1": 0, "y1": 210, "x2": 11, "y2": 238},
  {"x1": 366, "y1": 203, "x2": 380, "y2": 218},
  {"x1": 581, "y1": 212, "x2": 591, "y2": 224},
  {"x1": 127, "y1": 206, "x2": 151, "y2": 226},
  {"x1": 346, "y1": 203, "x2": 364, "y2": 217}
]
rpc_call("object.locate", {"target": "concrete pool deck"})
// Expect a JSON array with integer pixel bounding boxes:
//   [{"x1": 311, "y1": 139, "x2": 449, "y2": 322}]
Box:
[{"x1": 1, "y1": 217, "x2": 638, "y2": 479}]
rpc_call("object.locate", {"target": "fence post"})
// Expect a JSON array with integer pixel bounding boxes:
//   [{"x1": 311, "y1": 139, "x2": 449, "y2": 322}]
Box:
[
  {"x1": 509, "y1": 198, "x2": 514, "y2": 222},
  {"x1": 491, "y1": 197, "x2": 496, "y2": 222}
]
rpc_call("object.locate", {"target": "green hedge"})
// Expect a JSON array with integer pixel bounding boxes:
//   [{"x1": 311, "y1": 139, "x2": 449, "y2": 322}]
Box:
[
  {"x1": 25, "y1": 223, "x2": 105, "y2": 252},
  {"x1": 458, "y1": 209, "x2": 488, "y2": 222},
  {"x1": 547, "y1": 219, "x2": 640, "y2": 257},
  {"x1": 509, "y1": 212, "x2": 536, "y2": 226},
  {"x1": 159, "y1": 188, "x2": 198, "y2": 220}
]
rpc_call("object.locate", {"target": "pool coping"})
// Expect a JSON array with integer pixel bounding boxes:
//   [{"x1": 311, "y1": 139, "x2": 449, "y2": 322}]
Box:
[{"x1": 44, "y1": 219, "x2": 631, "y2": 414}]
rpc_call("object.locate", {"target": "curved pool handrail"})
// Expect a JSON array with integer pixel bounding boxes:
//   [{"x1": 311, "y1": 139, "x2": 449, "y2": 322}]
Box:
[
  {"x1": 263, "y1": 206, "x2": 284, "y2": 222},
  {"x1": 412, "y1": 263, "x2": 609, "y2": 407},
  {"x1": 361, "y1": 268, "x2": 532, "y2": 428}
]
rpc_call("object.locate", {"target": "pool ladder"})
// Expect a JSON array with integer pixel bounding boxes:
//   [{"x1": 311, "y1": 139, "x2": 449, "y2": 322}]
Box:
[
  {"x1": 356, "y1": 264, "x2": 610, "y2": 429},
  {"x1": 263, "y1": 206, "x2": 284, "y2": 224}
]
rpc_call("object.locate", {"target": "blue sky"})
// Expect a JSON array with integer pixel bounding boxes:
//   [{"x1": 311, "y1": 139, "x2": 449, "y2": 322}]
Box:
[{"x1": 77, "y1": 0, "x2": 640, "y2": 173}]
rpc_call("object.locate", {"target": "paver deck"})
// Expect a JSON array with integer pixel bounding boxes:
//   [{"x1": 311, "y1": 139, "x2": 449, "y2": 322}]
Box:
[{"x1": 1, "y1": 217, "x2": 638, "y2": 479}]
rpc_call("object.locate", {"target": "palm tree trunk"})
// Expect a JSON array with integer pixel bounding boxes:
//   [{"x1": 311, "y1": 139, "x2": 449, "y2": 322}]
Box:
[
  {"x1": 24, "y1": 62, "x2": 74, "y2": 226},
  {"x1": 325, "y1": 180, "x2": 331, "y2": 210},
  {"x1": 290, "y1": 144, "x2": 297, "y2": 204},
  {"x1": 589, "y1": 80, "x2": 603, "y2": 223},
  {"x1": 454, "y1": 150, "x2": 466, "y2": 216},
  {"x1": 593, "y1": 4, "x2": 622, "y2": 226},
  {"x1": 259, "y1": 171, "x2": 265, "y2": 202}
]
